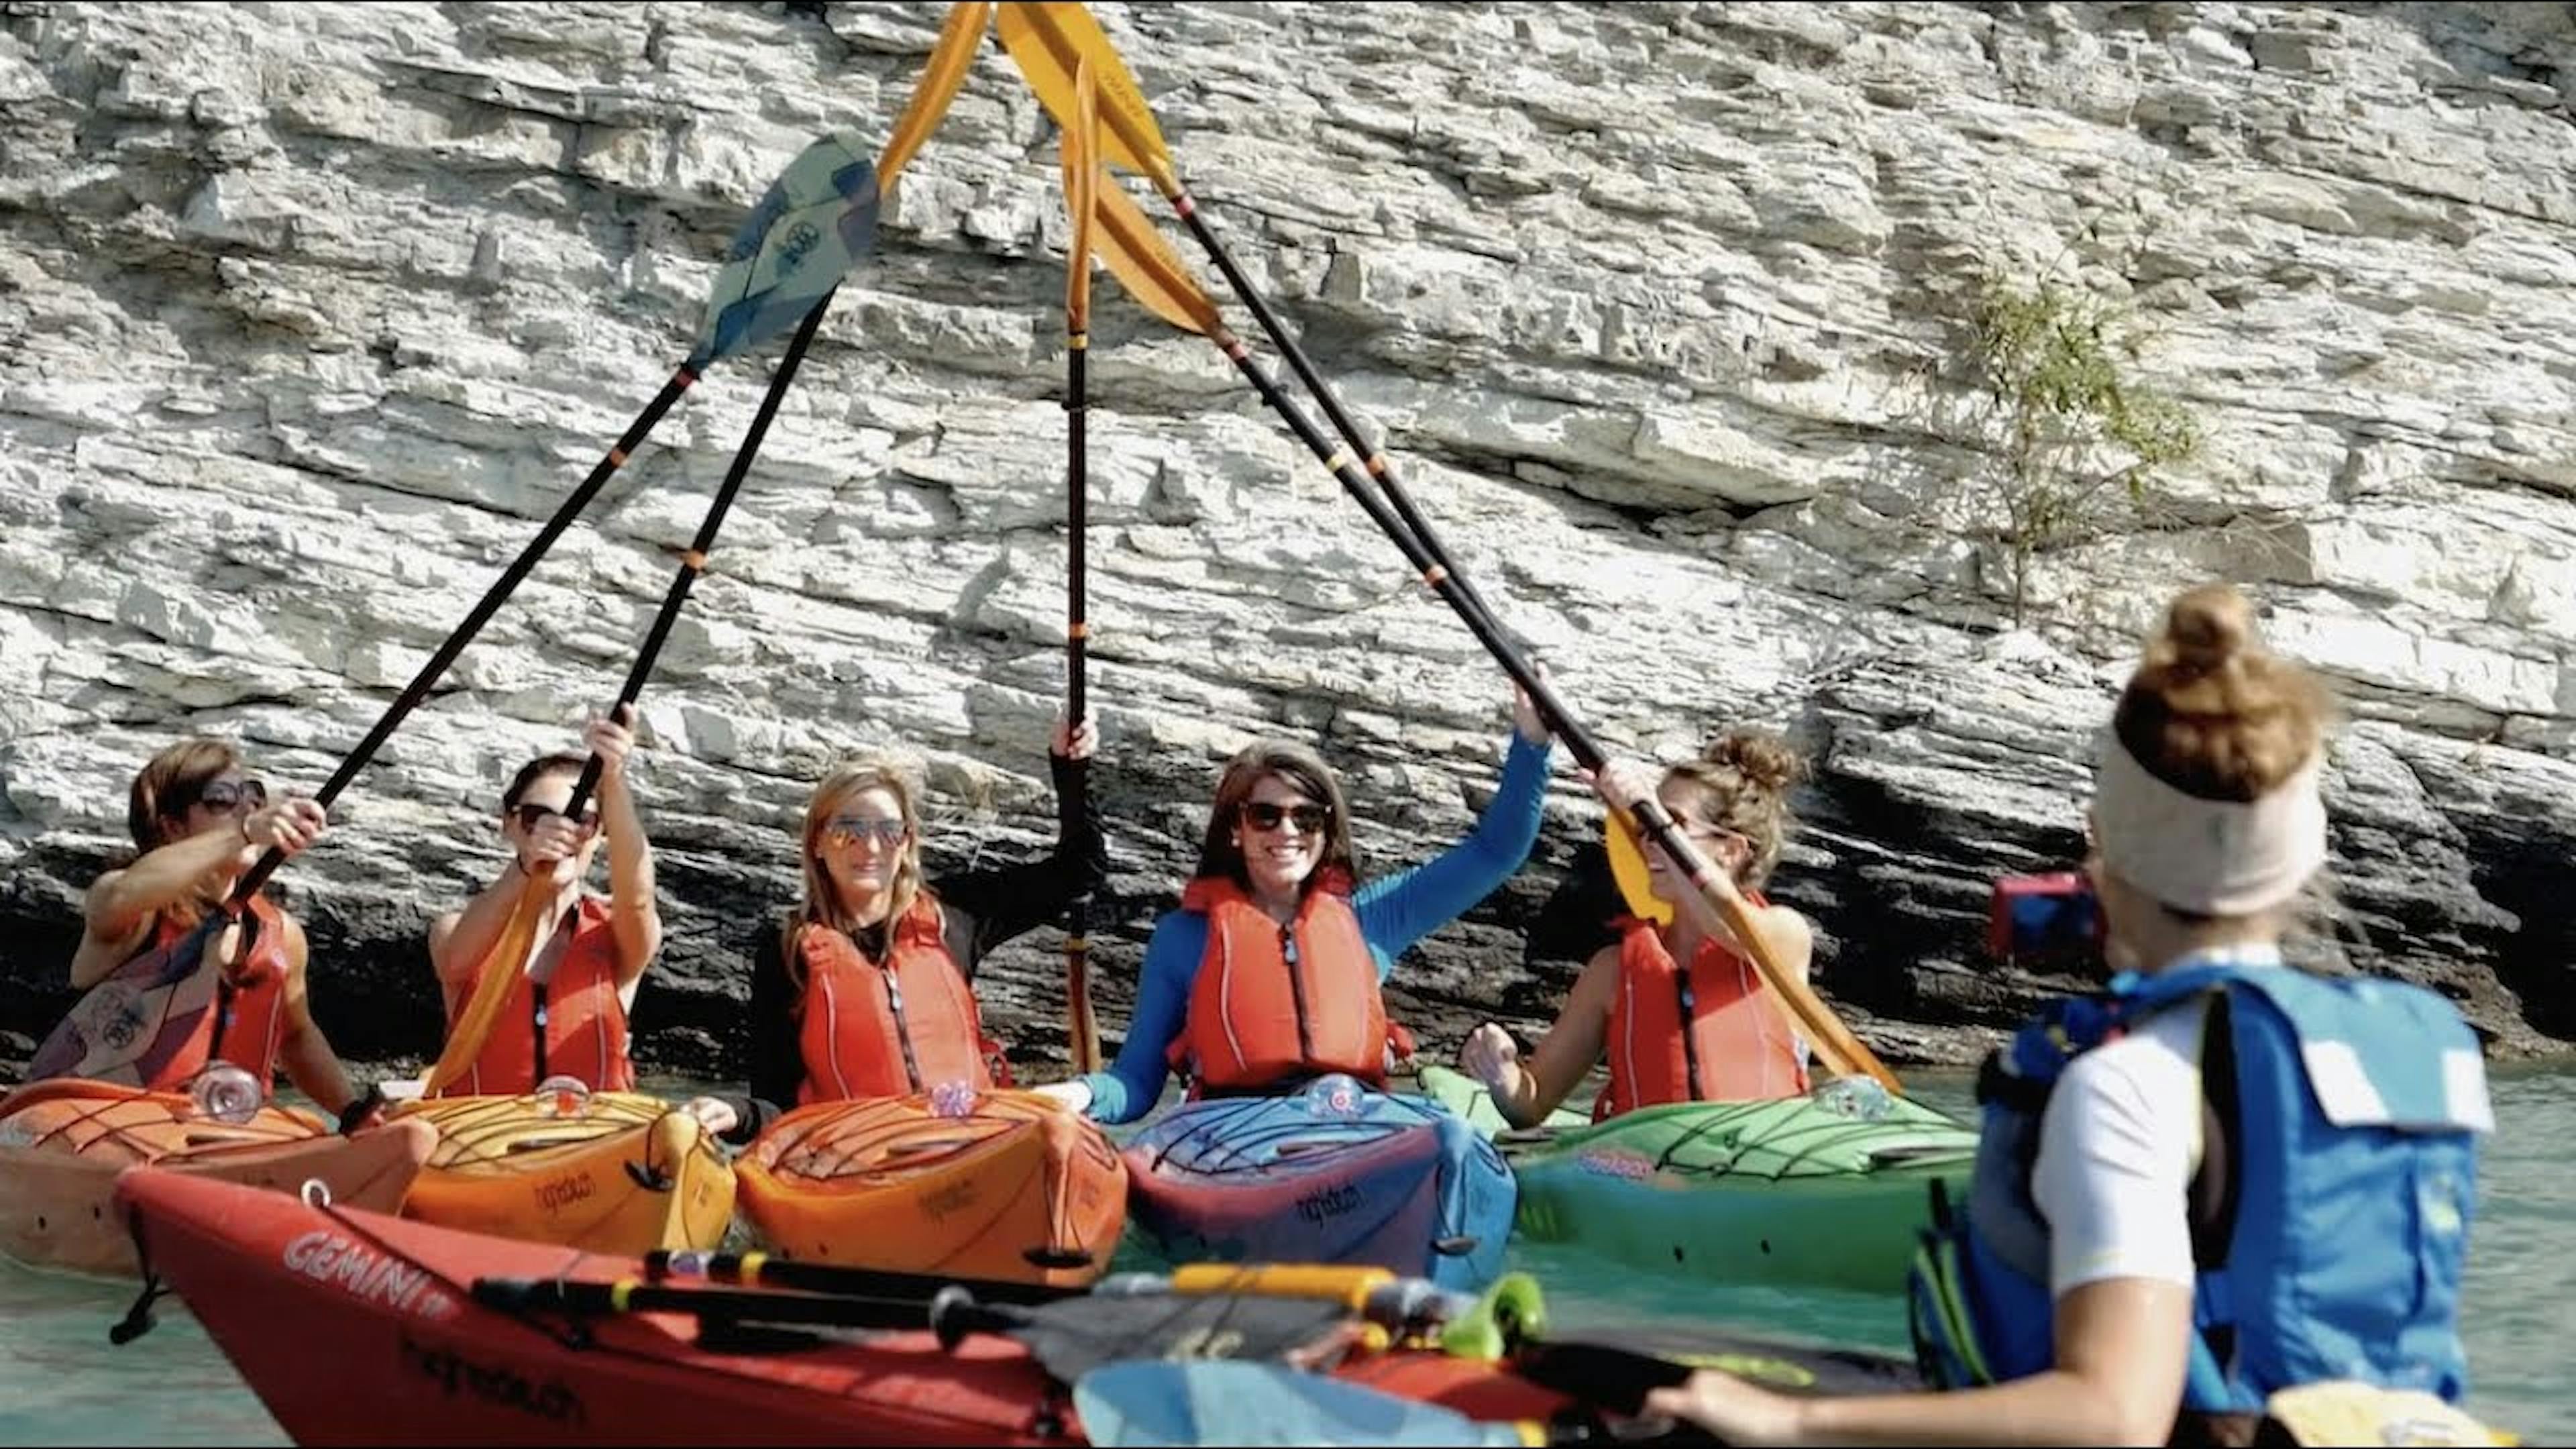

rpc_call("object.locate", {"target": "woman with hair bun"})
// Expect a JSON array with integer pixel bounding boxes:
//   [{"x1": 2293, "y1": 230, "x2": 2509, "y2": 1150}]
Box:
[
  {"x1": 1642, "y1": 582, "x2": 2499, "y2": 1447},
  {"x1": 1460, "y1": 730, "x2": 1816, "y2": 1128}
]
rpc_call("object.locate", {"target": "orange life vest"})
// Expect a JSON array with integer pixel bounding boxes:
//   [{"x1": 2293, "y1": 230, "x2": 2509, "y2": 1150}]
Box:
[
  {"x1": 1599, "y1": 901, "x2": 1809, "y2": 1119},
  {"x1": 1171, "y1": 874, "x2": 1391, "y2": 1093},
  {"x1": 794, "y1": 896, "x2": 992, "y2": 1103},
  {"x1": 437, "y1": 895, "x2": 635, "y2": 1097},
  {"x1": 144, "y1": 896, "x2": 291, "y2": 1091}
]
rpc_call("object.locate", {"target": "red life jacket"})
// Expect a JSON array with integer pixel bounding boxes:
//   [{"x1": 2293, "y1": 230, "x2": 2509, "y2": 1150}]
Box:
[
  {"x1": 1171, "y1": 873, "x2": 1391, "y2": 1093},
  {"x1": 142, "y1": 896, "x2": 291, "y2": 1091},
  {"x1": 1599, "y1": 900, "x2": 1809, "y2": 1119},
  {"x1": 794, "y1": 896, "x2": 993, "y2": 1103},
  {"x1": 437, "y1": 895, "x2": 635, "y2": 1097}
]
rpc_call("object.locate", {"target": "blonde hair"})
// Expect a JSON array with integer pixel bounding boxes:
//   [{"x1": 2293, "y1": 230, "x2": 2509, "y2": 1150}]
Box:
[
  {"x1": 783, "y1": 759, "x2": 930, "y2": 987},
  {"x1": 2113, "y1": 583, "x2": 2334, "y2": 804},
  {"x1": 1662, "y1": 731, "x2": 1807, "y2": 890}
]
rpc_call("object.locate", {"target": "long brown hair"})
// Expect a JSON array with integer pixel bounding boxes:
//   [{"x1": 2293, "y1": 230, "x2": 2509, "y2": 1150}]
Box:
[
  {"x1": 1662, "y1": 730, "x2": 1807, "y2": 890},
  {"x1": 2113, "y1": 583, "x2": 2332, "y2": 803},
  {"x1": 1191, "y1": 741, "x2": 1358, "y2": 892},
  {"x1": 127, "y1": 738, "x2": 243, "y2": 853},
  {"x1": 784, "y1": 760, "x2": 930, "y2": 987}
]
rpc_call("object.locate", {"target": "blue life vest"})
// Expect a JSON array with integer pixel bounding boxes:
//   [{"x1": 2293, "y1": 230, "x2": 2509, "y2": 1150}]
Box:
[{"x1": 1909, "y1": 950, "x2": 2493, "y2": 1413}]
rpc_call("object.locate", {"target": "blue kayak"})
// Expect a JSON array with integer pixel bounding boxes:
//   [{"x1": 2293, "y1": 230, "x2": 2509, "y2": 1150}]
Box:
[{"x1": 1118, "y1": 1075, "x2": 1514, "y2": 1292}]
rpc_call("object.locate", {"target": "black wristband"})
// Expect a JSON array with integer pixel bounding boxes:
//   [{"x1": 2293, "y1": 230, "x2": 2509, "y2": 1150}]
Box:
[{"x1": 335, "y1": 1082, "x2": 386, "y2": 1136}]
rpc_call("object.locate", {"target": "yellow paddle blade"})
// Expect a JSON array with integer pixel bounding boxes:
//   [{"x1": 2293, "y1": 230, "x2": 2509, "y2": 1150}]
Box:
[
  {"x1": 996, "y1": 1, "x2": 1169, "y2": 182},
  {"x1": 875, "y1": 1, "x2": 994, "y2": 193},
  {"x1": 1062, "y1": 59, "x2": 1097, "y2": 331},
  {"x1": 1604, "y1": 812, "x2": 1674, "y2": 926},
  {"x1": 417, "y1": 875, "x2": 554, "y2": 1096},
  {"x1": 1095, "y1": 182, "x2": 1217, "y2": 335},
  {"x1": 1165, "y1": 1263, "x2": 1395, "y2": 1308}
]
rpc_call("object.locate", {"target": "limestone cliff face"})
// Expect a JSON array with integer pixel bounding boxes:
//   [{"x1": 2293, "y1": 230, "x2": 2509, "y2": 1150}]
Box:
[{"x1": 2, "y1": 1, "x2": 2570, "y2": 1081}]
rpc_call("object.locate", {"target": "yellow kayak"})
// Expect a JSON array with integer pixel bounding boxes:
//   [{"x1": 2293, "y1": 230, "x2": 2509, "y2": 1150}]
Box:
[{"x1": 388, "y1": 1086, "x2": 735, "y2": 1254}]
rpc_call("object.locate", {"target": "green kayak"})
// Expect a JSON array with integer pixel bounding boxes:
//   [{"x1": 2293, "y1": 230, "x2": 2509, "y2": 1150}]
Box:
[{"x1": 1418, "y1": 1066, "x2": 1978, "y2": 1296}]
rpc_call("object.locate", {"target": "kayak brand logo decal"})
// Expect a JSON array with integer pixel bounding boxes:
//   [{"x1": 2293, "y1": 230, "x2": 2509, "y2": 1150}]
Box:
[
  {"x1": 399, "y1": 1335, "x2": 587, "y2": 1424},
  {"x1": 1295, "y1": 1182, "x2": 1362, "y2": 1223},
  {"x1": 918, "y1": 1179, "x2": 978, "y2": 1222},
  {"x1": 280, "y1": 1230, "x2": 459, "y2": 1320},
  {"x1": 1572, "y1": 1148, "x2": 1659, "y2": 1183},
  {"x1": 533, "y1": 1171, "x2": 595, "y2": 1214}
]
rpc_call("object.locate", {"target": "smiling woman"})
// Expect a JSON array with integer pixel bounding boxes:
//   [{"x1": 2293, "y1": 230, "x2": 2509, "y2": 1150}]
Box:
[
  {"x1": 684, "y1": 712, "x2": 1108, "y2": 1145},
  {"x1": 1064, "y1": 679, "x2": 1555, "y2": 1128},
  {"x1": 1459, "y1": 731, "x2": 1818, "y2": 1132}
]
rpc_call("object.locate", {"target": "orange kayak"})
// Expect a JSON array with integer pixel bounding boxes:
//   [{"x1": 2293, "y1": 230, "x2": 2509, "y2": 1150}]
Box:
[
  {"x1": 0, "y1": 1076, "x2": 434, "y2": 1276},
  {"x1": 738, "y1": 1089, "x2": 1127, "y2": 1287},
  {"x1": 389, "y1": 1088, "x2": 735, "y2": 1254}
]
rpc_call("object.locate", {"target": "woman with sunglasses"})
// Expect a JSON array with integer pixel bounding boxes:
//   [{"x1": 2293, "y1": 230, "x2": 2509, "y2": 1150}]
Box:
[
  {"x1": 684, "y1": 714, "x2": 1102, "y2": 1142},
  {"x1": 1458, "y1": 731, "x2": 1813, "y2": 1128},
  {"x1": 1049, "y1": 684, "x2": 1552, "y2": 1124},
  {"x1": 61, "y1": 737, "x2": 363, "y2": 1115},
  {"x1": 424, "y1": 709, "x2": 660, "y2": 1096}
]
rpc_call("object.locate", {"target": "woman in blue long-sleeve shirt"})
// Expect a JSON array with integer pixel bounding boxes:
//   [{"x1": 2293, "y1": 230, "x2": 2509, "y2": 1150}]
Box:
[{"x1": 1046, "y1": 685, "x2": 1554, "y2": 1124}]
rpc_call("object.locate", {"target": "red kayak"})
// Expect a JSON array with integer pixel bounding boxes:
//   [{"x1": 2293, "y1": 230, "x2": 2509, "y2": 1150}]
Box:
[{"x1": 111, "y1": 1167, "x2": 1587, "y2": 1446}]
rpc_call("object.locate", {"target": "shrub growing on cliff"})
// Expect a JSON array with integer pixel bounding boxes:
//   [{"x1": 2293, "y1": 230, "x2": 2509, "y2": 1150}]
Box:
[{"x1": 1961, "y1": 270, "x2": 2200, "y2": 624}]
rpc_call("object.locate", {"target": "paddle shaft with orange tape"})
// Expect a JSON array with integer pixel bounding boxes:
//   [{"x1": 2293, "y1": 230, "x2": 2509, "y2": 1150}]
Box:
[
  {"x1": 1192, "y1": 324, "x2": 1897, "y2": 1090},
  {"x1": 230, "y1": 365, "x2": 699, "y2": 908},
  {"x1": 999, "y1": 2, "x2": 1894, "y2": 1090},
  {"x1": 1057, "y1": 58, "x2": 1104, "y2": 1076},
  {"x1": 423, "y1": 297, "x2": 835, "y2": 1095},
  {"x1": 559, "y1": 292, "x2": 835, "y2": 820}
]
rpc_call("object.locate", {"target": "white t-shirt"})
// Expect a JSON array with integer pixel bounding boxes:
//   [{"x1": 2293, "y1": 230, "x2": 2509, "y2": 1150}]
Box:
[{"x1": 2031, "y1": 999, "x2": 2206, "y2": 1296}]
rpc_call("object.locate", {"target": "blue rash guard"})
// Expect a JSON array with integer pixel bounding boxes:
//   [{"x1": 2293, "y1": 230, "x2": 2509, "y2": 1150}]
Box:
[{"x1": 1079, "y1": 733, "x2": 1552, "y2": 1124}]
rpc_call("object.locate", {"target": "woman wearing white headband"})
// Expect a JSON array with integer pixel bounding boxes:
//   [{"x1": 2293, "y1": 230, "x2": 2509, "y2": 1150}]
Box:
[{"x1": 1646, "y1": 583, "x2": 2498, "y2": 1446}]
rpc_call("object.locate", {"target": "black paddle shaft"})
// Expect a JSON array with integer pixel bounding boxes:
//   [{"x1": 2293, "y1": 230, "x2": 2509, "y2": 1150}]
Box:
[
  {"x1": 230, "y1": 366, "x2": 700, "y2": 904},
  {"x1": 561, "y1": 291, "x2": 835, "y2": 821},
  {"x1": 1066, "y1": 336, "x2": 1089, "y2": 723},
  {"x1": 1201, "y1": 327, "x2": 1721, "y2": 882},
  {"x1": 1165, "y1": 195, "x2": 1515, "y2": 653}
]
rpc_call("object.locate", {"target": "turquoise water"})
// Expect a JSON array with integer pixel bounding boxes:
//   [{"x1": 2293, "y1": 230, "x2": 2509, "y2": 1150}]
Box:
[{"x1": 5, "y1": 1065, "x2": 2569, "y2": 1444}]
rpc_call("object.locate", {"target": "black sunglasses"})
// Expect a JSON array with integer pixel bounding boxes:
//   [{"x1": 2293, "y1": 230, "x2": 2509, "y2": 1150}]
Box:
[
  {"x1": 195, "y1": 778, "x2": 268, "y2": 812},
  {"x1": 511, "y1": 802, "x2": 598, "y2": 833},
  {"x1": 1240, "y1": 801, "x2": 1332, "y2": 835}
]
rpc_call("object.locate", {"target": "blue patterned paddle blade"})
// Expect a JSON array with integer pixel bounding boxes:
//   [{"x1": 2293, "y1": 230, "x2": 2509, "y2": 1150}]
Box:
[{"x1": 686, "y1": 129, "x2": 880, "y2": 369}]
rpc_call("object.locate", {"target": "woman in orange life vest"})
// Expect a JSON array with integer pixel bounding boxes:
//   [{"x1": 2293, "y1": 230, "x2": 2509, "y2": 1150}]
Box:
[
  {"x1": 1459, "y1": 732, "x2": 1813, "y2": 1127},
  {"x1": 682, "y1": 714, "x2": 1103, "y2": 1143},
  {"x1": 424, "y1": 709, "x2": 661, "y2": 1097},
  {"x1": 1040, "y1": 682, "x2": 1553, "y2": 1124},
  {"x1": 66, "y1": 738, "x2": 362, "y2": 1116}
]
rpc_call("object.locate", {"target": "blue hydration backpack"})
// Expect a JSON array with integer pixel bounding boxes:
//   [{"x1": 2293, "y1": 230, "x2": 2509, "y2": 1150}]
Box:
[{"x1": 1909, "y1": 955, "x2": 2492, "y2": 1412}]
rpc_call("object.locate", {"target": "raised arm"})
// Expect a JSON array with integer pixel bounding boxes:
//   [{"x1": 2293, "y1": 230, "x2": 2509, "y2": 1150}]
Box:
[
  {"x1": 932, "y1": 718, "x2": 1108, "y2": 977},
  {"x1": 1352, "y1": 727, "x2": 1552, "y2": 976},
  {"x1": 72, "y1": 798, "x2": 325, "y2": 989},
  {"x1": 587, "y1": 710, "x2": 662, "y2": 990}
]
